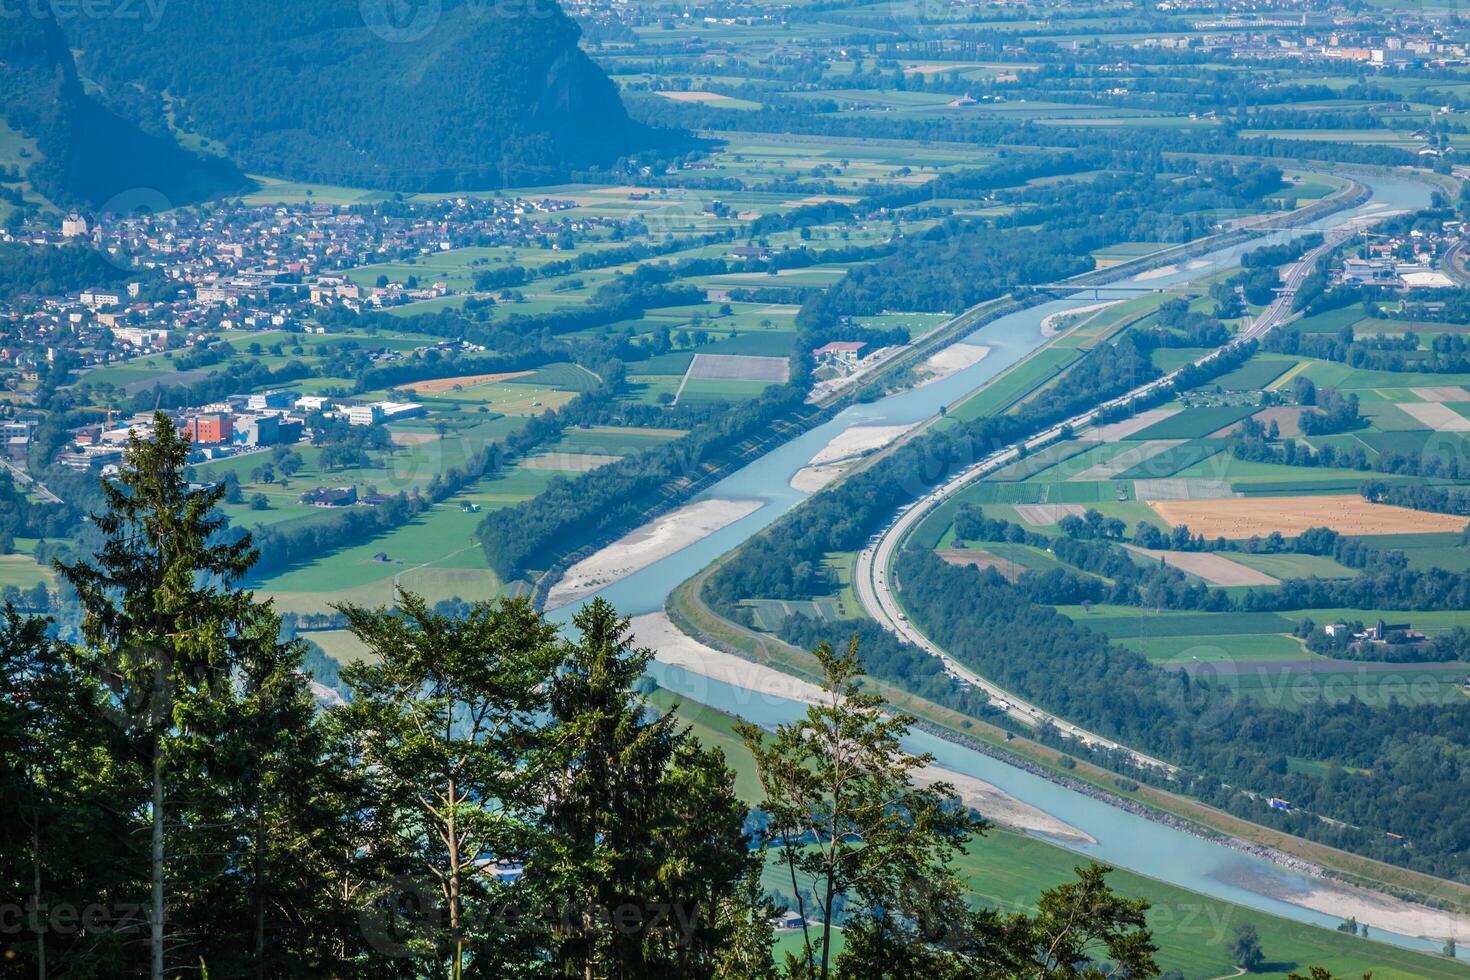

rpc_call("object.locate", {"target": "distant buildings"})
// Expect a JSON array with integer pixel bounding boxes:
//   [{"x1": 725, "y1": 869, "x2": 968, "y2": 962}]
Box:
[
  {"x1": 812, "y1": 341, "x2": 868, "y2": 367},
  {"x1": 1325, "y1": 619, "x2": 1427, "y2": 646},
  {"x1": 57, "y1": 447, "x2": 124, "y2": 471},
  {"x1": 302, "y1": 486, "x2": 358, "y2": 507},
  {"x1": 247, "y1": 390, "x2": 294, "y2": 411},
  {"x1": 233, "y1": 414, "x2": 302, "y2": 447},
  {"x1": 186, "y1": 414, "x2": 234, "y2": 446},
  {"x1": 346, "y1": 400, "x2": 425, "y2": 426},
  {"x1": 79, "y1": 289, "x2": 124, "y2": 310}
]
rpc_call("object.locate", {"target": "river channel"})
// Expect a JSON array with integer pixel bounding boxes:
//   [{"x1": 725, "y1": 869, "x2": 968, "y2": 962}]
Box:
[{"x1": 546, "y1": 171, "x2": 1456, "y2": 957}]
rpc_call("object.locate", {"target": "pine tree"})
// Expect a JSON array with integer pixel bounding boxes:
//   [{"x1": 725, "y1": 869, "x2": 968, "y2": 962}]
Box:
[
  {"x1": 537, "y1": 597, "x2": 751, "y2": 980},
  {"x1": 58, "y1": 412, "x2": 255, "y2": 980},
  {"x1": 0, "y1": 606, "x2": 140, "y2": 975},
  {"x1": 228, "y1": 603, "x2": 364, "y2": 977}
]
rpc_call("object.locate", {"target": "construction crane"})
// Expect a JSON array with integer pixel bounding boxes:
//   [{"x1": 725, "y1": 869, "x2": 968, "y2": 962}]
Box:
[{"x1": 1359, "y1": 228, "x2": 1396, "y2": 257}]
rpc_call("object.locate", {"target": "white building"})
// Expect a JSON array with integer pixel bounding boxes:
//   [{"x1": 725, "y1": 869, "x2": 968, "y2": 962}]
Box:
[{"x1": 345, "y1": 404, "x2": 382, "y2": 426}]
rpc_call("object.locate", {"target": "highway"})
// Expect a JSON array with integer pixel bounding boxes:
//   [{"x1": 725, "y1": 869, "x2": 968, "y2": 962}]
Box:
[
  {"x1": 1442, "y1": 237, "x2": 1470, "y2": 288},
  {"x1": 1, "y1": 458, "x2": 61, "y2": 504},
  {"x1": 852, "y1": 220, "x2": 1367, "y2": 775}
]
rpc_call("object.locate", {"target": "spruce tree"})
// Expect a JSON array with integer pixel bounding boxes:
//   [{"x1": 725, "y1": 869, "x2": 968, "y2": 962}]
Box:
[
  {"x1": 0, "y1": 606, "x2": 139, "y2": 975},
  {"x1": 227, "y1": 603, "x2": 365, "y2": 977},
  {"x1": 58, "y1": 413, "x2": 255, "y2": 980},
  {"x1": 537, "y1": 597, "x2": 751, "y2": 980}
]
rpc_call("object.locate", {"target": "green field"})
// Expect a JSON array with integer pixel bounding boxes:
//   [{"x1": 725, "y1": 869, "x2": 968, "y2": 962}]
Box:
[
  {"x1": 948, "y1": 348, "x2": 1083, "y2": 423},
  {"x1": 1212, "y1": 357, "x2": 1298, "y2": 391}
]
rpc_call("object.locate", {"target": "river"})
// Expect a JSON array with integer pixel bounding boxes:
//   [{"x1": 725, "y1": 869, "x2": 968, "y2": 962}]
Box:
[{"x1": 547, "y1": 171, "x2": 1457, "y2": 957}]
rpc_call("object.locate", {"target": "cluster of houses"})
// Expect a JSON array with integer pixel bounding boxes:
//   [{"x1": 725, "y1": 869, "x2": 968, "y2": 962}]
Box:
[
  {"x1": 1323, "y1": 619, "x2": 1428, "y2": 648},
  {"x1": 0, "y1": 194, "x2": 627, "y2": 384},
  {"x1": 25, "y1": 196, "x2": 587, "y2": 282},
  {"x1": 1128, "y1": 4, "x2": 1470, "y2": 67},
  {"x1": 1334, "y1": 223, "x2": 1463, "y2": 291}
]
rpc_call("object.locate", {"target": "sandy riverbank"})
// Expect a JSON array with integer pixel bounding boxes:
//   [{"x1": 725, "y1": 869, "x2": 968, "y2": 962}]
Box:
[
  {"x1": 789, "y1": 423, "x2": 918, "y2": 492},
  {"x1": 918, "y1": 342, "x2": 991, "y2": 385},
  {"x1": 1255, "y1": 873, "x2": 1470, "y2": 944},
  {"x1": 790, "y1": 464, "x2": 848, "y2": 493},
  {"x1": 547, "y1": 499, "x2": 763, "y2": 608},
  {"x1": 631, "y1": 613, "x2": 1095, "y2": 844},
  {"x1": 1041, "y1": 300, "x2": 1122, "y2": 338}
]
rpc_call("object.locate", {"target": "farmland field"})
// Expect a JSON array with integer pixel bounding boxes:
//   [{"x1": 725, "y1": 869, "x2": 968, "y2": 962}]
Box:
[{"x1": 1148, "y1": 495, "x2": 1470, "y2": 539}]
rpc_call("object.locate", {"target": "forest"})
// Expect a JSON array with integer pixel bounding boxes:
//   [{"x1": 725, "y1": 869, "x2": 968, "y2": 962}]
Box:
[
  {"x1": 0, "y1": 243, "x2": 137, "y2": 304},
  {"x1": 63, "y1": 0, "x2": 667, "y2": 189},
  {"x1": 799, "y1": 159, "x2": 1286, "y2": 328},
  {"x1": 0, "y1": 12, "x2": 242, "y2": 208}
]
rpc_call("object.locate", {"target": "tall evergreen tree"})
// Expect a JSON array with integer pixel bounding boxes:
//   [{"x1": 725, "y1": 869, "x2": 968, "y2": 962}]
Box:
[
  {"x1": 0, "y1": 606, "x2": 140, "y2": 976},
  {"x1": 226, "y1": 604, "x2": 365, "y2": 978},
  {"x1": 58, "y1": 412, "x2": 255, "y2": 980},
  {"x1": 536, "y1": 597, "x2": 751, "y2": 980}
]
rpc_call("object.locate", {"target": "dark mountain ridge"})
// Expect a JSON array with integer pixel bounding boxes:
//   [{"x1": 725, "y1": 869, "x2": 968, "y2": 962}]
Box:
[
  {"x1": 0, "y1": 13, "x2": 243, "y2": 209},
  {"x1": 64, "y1": 0, "x2": 667, "y2": 190}
]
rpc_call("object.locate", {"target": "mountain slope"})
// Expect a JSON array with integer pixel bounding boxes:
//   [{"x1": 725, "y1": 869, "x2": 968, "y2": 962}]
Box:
[
  {"x1": 0, "y1": 14, "x2": 244, "y2": 209},
  {"x1": 67, "y1": 0, "x2": 665, "y2": 190}
]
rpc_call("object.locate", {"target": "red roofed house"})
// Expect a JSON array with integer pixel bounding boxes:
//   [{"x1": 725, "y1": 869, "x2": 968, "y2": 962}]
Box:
[{"x1": 812, "y1": 341, "x2": 868, "y2": 367}]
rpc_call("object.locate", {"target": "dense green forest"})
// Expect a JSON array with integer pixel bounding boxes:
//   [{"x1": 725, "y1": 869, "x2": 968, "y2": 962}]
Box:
[
  {"x1": 800, "y1": 161, "x2": 1285, "y2": 327},
  {"x1": 894, "y1": 547, "x2": 1470, "y2": 879},
  {"x1": 0, "y1": 243, "x2": 135, "y2": 303},
  {"x1": 0, "y1": 13, "x2": 241, "y2": 207},
  {"x1": 64, "y1": 0, "x2": 667, "y2": 189}
]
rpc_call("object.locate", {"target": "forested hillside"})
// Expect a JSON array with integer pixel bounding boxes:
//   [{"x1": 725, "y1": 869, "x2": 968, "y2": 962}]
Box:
[
  {"x1": 65, "y1": 0, "x2": 666, "y2": 189},
  {"x1": 0, "y1": 14, "x2": 242, "y2": 208}
]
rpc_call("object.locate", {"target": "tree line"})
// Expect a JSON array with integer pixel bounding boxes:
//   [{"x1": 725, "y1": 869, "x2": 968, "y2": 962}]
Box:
[{"x1": 894, "y1": 546, "x2": 1470, "y2": 880}]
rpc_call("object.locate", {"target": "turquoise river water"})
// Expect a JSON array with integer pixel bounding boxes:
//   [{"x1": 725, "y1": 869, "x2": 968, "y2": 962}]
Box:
[{"x1": 547, "y1": 172, "x2": 1459, "y2": 959}]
